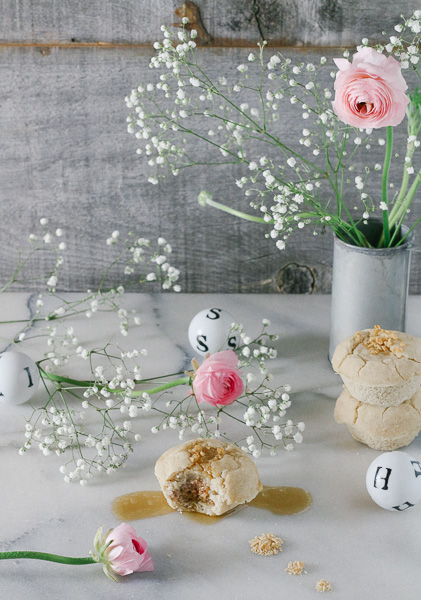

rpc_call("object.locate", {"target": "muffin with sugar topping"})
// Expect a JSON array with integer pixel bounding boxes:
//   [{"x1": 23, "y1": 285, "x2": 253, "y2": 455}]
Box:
[
  {"x1": 332, "y1": 325, "x2": 421, "y2": 406},
  {"x1": 155, "y1": 438, "x2": 262, "y2": 516}
]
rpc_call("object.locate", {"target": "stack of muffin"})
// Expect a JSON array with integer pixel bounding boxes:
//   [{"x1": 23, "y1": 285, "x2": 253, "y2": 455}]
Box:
[{"x1": 332, "y1": 325, "x2": 421, "y2": 450}]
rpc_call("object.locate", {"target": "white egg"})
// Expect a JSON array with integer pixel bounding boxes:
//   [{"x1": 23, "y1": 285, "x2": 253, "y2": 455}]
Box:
[
  {"x1": 188, "y1": 308, "x2": 239, "y2": 356},
  {"x1": 0, "y1": 351, "x2": 40, "y2": 405},
  {"x1": 366, "y1": 451, "x2": 421, "y2": 511}
]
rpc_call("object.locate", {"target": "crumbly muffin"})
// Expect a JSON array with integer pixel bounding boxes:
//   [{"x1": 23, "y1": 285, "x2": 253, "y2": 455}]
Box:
[
  {"x1": 331, "y1": 326, "x2": 421, "y2": 406},
  {"x1": 334, "y1": 388, "x2": 421, "y2": 450},
  {"x1": 155, "y1": 438, "x2": 263, "y2": 516}
]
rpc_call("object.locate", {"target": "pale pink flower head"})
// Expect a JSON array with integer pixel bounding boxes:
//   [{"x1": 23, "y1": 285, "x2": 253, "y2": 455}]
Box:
[
  {"x1": 92, "y1": 523, "x2": 154, "y2": 582},
  {"x1": 192, "y1": 350, "x2": 244, "y2": 407},
  {"x1": 332, "y1": 47, "x2": 409, "y2": 129}
]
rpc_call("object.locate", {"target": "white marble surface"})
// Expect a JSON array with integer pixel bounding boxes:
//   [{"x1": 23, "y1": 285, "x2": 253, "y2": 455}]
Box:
[{"x1": 1, "y1": 293, "x2": 421, "y2": 600}]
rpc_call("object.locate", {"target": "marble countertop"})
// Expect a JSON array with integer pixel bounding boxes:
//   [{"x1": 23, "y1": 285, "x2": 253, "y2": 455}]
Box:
[{"x1": 1, "y1": 293, "x2": 421, "y2": 600}]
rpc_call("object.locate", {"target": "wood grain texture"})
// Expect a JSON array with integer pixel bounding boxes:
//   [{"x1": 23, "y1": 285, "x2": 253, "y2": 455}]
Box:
[
  {"x1": 1, "y1": 44, "x2": 421, "y2": 293},
  {"x1": 0, "y1": 0, "x2": 419, "y2": 46}
]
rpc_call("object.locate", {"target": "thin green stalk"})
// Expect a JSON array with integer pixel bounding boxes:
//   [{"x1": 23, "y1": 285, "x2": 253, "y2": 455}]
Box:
[
  {"x1": 395, "y1": 214, "x2": 421, "y2": 247},
  {"x1": 388, "y1": 147, "x2": 414, "y2": 224},
  {"x1": 130, "y1": 376, "x2": 191, "y2": 397},
  {"x1": 199, "y1": 196, "x2": 269, "y2": 223},
  {"x1": 39, "y1": 367, "x2": 191, "y2": 397},
  {"x1": 381, "y1": 126, "x2": 394, "y2": 246},
  {"x1": 390, "y1": 169, "x2": 421, "y2": 231},
  {"x1": 0, "y1": 551, "x2": 95, "y2": 565}
]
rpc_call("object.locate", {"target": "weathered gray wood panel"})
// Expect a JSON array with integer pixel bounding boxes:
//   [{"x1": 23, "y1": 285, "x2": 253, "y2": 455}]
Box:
[
  {"x1": 0, "y1": 0, "x2": 419, "y2": 46},
  {"x1": 1, "y1": 45, "x2": 421, "y2": 293}
]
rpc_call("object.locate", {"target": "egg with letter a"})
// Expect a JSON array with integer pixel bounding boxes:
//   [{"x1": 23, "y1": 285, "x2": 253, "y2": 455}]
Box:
[
  {"x1": 366, "y1": 451, "x2": 421, "y2": 511},
  {"x1": 0, "y1": 351, "x2": 40, "y2": 406},
  {"x1": 188, "y1": 308, "x2": 239, "y2": 356}
]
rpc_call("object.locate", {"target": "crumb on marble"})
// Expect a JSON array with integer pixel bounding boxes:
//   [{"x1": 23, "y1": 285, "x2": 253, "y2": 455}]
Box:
[
  {"x1": 285, "y1": 560, "x2": 306, "y2": 575},
  {"x1": 249, "y1": 532, "x2": 283, "y2": 556},
  {"x1": 316, "y1": 579, "x2": 332, "y2": 592}
]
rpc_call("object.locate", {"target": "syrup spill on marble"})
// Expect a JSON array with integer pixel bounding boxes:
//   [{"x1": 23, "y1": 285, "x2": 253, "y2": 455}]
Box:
[
  {"x1": 249, "y1": 485, "x2": 312, "y2": 516},
  {"x1": 112, "y1": 486, "x2": 312, "y2": 524}
]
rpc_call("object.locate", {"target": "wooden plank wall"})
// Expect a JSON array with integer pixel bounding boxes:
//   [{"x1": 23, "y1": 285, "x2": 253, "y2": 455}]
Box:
[{"x1": 1, "y1": 0, "x2": 420, "y2": 293}]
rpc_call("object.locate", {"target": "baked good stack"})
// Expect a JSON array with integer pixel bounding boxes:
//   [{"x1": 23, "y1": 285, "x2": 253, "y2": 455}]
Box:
[{"x1": 332, "y1": 325, "x2": 421, "y2": 450}]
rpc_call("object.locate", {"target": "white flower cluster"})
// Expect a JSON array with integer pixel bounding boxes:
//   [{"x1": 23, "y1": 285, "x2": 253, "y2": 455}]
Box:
[
  {"x1": 240, "y1": 383, "x2": 305, "y2": 456},
  {"x1": 19, "y1": 319, "x2": 303, "y2": 483},
  {"x1": 28, "y1": 217, "x2": 67, "y2": 294},
  {"x1": 231, "y1": 318, "x2": 278, "y2": 373},
  {"x1": 10, "y1": 227, "x2": 181, "y2": 347},
  {"x1": 363, "y1": 11, "x2": 421, "y2": 68},
  {"x1": 105, "y1": 231, "x2": 181, "y2": 292},
  {"x1": 126, "y1": 14, "x2": 421, "y2": 251}
]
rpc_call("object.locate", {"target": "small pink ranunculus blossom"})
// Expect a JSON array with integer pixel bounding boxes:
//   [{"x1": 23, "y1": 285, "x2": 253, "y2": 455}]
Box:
[
  {"x1": 93, "y1": 523, "x2": 154, "y2": 581},
  {"x1": 193, "y1": 350, "x2": 244, "y2": 407},
  {"x1": 332, "y1": 47, "x2": 410, "y2": 129}
]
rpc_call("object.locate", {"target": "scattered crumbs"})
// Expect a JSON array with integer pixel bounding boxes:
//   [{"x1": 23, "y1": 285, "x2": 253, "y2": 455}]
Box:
[
  {"x1": 355, "y1": 325, "x2": 406, "y2": 357},
  {"x1": 285, "y1": 560, "x2": 306, "y2": 575},
  {"x1": 316, "y1": 579, "x2": 332, "y2": 592},
  {"x1": 249, "y1": 532, "x2": 283, "y2": 556}
]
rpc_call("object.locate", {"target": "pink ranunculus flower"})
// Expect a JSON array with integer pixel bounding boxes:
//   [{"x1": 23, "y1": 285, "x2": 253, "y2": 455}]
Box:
[
  {"x1": 332, "y1": 47, "x2": 410, "y2": 129},
  {"x1": 192, "y1": 350, "x2": 244, "y2": 407},
  {"x1": 92, "y1": 523, "x2": 154, "y2": 581}
]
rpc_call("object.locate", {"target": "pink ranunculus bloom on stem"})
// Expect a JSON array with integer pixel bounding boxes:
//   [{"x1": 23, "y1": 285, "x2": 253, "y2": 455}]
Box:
[
  {"x1": 332, "y1": 47, "x2": 410, "y2": 129},
  {"x1": 192, "y1": 350, "x2": 244, "y2": 407},
  {"x1": 92, "y1": 523, "x2": 154, "y2": 581}
]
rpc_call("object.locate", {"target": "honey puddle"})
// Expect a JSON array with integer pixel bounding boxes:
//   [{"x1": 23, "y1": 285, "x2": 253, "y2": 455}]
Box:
[{"x1": 112, "y1": 486, "x2": 312, "y2": 524}]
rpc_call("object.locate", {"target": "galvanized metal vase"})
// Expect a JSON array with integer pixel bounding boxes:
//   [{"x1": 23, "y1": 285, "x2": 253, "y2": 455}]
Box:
[{"x1": 329, "y1": 221, "x2": 414, "y2": 361}]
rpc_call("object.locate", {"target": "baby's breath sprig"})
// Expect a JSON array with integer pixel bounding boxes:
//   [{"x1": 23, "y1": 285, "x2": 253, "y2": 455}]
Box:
[
  {"x1": 127, "y1": 12, "x2": 421, "y2": 249},
  {"x1": 231, "y1": 317, "x2": 278, "y2": 372},
  {"x1": 20, "y1": 319, "x2": 302, "y2": 484},
  {"x1": 1, "y1": 222, "x2": 181, "y2": 347}
]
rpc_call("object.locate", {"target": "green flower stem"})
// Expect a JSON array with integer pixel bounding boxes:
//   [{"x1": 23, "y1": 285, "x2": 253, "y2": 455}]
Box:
[
  {"x1": 381, "y1": 126, "x2": 394, "y2": 247},
  {"x1": 38, "y1": 366, "x2": 191, "y2": 397},
  {"x1": 130, "y1": 376, "x2": 191, "y2": 397},
  {"x1": 199, "y1": 196, "x2": 269, "y2": 223},
  {"x1": 388, "y1": 143, "x2": 415, "y2": 225},
  {"x1": 39, "y1": 368, "x2": 96, "y2": 388},
  {"x1": 0, "y1": 551, "x2": 95, "y2": 565},
  {"x1": 389, "y1": 169, "x2": 421, "y2": 233}
]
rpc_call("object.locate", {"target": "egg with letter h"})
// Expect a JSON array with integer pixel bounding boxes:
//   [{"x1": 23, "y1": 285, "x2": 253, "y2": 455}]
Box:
[
  {"x1": 366, "y1": 451, "x2": 421, "y2": 511},
  {"x1": 0, "y1": 351, "x2": 40, "y2": 406},
  {"x1": 188, "y1": 308, "x2": 238, "y2": 356}
]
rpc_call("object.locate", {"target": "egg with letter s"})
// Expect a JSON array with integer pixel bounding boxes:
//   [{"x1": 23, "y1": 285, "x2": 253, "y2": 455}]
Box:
[
  {"x1": 0, "y1": 351, "x2": 40, "y2": 405},
  {"x1": 188, "y1": 308, "x2": 239, "y2": 356},
  {"x1": 366, "y1": 451, "x2": 421, "y2": 511}
]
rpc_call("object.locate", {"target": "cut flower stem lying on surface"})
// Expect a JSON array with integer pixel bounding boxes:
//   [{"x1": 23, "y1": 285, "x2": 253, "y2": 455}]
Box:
[
  {"x1": 0, "y1": 524, "x2": 154, "y2": 582},
  {"x1": 39, "y1": 365, "x2": 192, "y2": 397},
  {"x1": 21, "y1": 323, "x2": 303, "y2": 484},
  {"x1": 0, "y1": 551, "x2": 95, "y2": 565},
  {"x1": 1, "y1": 221, "x2": 304, "y2": 484}
]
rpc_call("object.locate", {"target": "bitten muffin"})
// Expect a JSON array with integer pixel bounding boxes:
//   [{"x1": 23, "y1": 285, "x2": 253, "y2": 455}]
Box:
[
  {"x1": 155, "y1": 438, "x2": 263, "y2": 516},
  {"x1": 331, "y1": 326, "x2": 421, "y2": 406},
  {"x1": 334, "y1": 388, "x2": 421, "y2": 451}
]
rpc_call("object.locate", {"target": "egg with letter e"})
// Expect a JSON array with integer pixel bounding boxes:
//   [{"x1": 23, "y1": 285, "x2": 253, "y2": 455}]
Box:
[
  {"x1": 188, "y1": 308, "x2": 239, "y2": 356},
  {"x1": 366, "y1": 451, "x2": 421, "y2": 511},
  {"x1": 0, "y1": 351, "x2": 40, "y2": 405}
]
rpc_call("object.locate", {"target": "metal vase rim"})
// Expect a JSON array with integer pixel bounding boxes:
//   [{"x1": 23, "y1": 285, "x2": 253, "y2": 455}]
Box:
[{"x1": 333, "y1": 220, "x2": 414, "y2": 255}]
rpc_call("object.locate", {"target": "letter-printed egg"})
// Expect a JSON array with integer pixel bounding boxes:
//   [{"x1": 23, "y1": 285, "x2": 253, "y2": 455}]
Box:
[
  {"x1": 188, "y1": 308, "x2": 238, "y2": 356},
  {"x1": 0, "y1": 351, "x2": 40, "y2": 405},
  {"x1": 366, "y1": 451, "x2": 421, "y2": 511}
]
